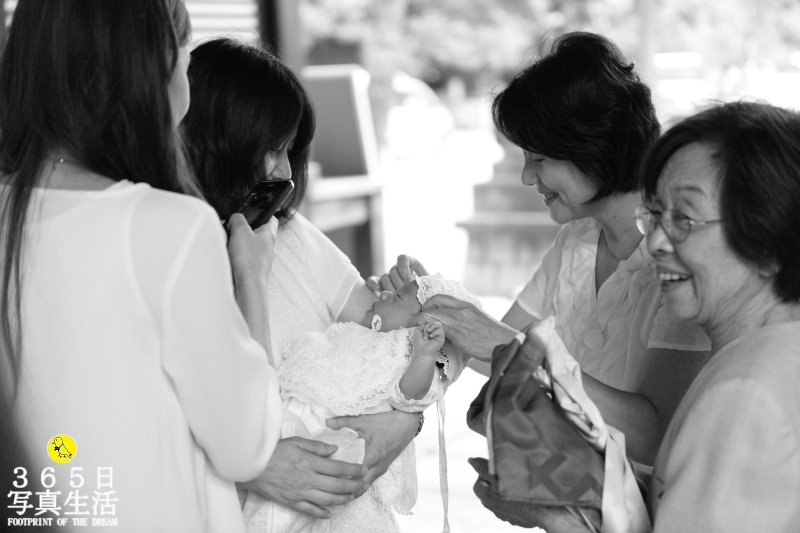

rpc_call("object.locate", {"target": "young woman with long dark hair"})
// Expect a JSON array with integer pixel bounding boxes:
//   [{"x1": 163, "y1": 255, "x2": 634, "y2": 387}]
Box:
[{"x1": 0, "y1": 2, "x2": 281, "y2": 530}]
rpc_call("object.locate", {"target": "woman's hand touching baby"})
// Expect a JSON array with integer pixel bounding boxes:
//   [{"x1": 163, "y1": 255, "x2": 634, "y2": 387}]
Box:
[
  {"x1": 422, "y1": 294, "x2": 517, "y2": 362},
  {"x1": 366, "y1": 254, "x2": 429, "y2": 295}
]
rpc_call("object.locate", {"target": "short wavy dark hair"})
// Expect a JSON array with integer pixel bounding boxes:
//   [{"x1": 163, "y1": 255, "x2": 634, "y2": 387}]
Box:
[
  {"x1": 492, "y1": 31, "x2": 659, "y2": 203},
  {"x1": 640, "y1": 101, "x2": 800, "y2": 302},
  {"x1": 183, "y1": 37, "x2": 315, "y2": 221}
]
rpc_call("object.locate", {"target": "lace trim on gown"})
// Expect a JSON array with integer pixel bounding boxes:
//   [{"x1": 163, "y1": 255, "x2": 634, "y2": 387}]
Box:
[{"x1": 278, "y1": 323, "x2": 416, "y2": 416}]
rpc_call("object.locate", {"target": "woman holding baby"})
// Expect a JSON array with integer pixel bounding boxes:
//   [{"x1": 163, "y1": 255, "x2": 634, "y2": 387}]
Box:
[{"x1": 182, "y1": 37, "x2": 438, "y2": 532}]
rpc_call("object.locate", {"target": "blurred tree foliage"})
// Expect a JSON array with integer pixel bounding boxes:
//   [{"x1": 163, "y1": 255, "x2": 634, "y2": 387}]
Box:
[
  {"x1": 653, "y1": 0, "x2": 800, "y2": 97},
  {"x1": 301, "y1": 0, "x2": 800, "y2": 90},
  {"x1": 299, "y1": 0, "x2": 800, "y2": 137}
]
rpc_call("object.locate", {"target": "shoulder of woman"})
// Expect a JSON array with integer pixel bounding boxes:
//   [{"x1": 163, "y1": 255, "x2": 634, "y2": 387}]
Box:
[
  {"x1": 280, "y1": 210, "x2": 350, "y2": 266},
  {"x1": 128, "y1": 188, "x2": 225, "y2": 257},
  {"x1": 278, "y1": 211, "x2": 316, "y2": 249},
  {"x1": 713, "y1": 323, "x2": 800, "y2": 384},
  {"x1": 133, "y1": 186, "x2": 220, "y2": 226}
]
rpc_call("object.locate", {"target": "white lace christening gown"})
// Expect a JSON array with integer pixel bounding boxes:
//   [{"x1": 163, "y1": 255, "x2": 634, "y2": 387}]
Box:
[{"x1": 241, "y1": 322, "x2": 445, "y2": 533}]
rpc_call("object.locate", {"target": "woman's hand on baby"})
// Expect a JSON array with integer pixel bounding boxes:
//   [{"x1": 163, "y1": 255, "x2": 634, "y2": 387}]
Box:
[
  {"x1": 239, "y1": 437, "x2": 367, "y2": 519},
  {"x1": 326, "y1": 411, "x2": 418, "y2": 498},
  {"x1": 414, "y1": 318, "x2": 445, "y2": 356},
  {"x1": 366, "y1": 254, "x2": 429, "y2": 294},
  {"x1": 227, "y1": 214, "x2": 279, "y2": 284},
  {"x1": 421, "y1": 294, "x2": 518, "y2": 362}
]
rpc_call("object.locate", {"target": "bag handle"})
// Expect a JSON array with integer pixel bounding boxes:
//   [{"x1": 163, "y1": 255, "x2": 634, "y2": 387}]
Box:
[{"x1": 485, "y1": 330, "x2": 528, "y2": 475}]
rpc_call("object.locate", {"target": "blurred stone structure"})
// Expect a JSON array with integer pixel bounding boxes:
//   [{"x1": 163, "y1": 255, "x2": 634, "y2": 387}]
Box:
[{"x1": 457, "y1": 135, "x2": 559, "y2": 297}]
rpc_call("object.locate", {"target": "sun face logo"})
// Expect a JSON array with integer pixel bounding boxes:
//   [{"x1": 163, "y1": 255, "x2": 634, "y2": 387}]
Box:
[{"x1": 47, "y1": 434, "x2": 76, "y2": 463}]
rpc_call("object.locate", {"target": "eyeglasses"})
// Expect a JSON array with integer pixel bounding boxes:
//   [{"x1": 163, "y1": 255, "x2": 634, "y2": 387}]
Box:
[{"x1": 634, "y1": 205, "x2": 721, "y2": 243}]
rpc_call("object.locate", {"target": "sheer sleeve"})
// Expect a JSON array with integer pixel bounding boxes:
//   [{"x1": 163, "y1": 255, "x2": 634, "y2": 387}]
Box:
[
  {"x1": 287, "y1": 213, "x2": 360, "y2": 321},
  {"x1": 514, "y1": 224, "x2": 568, "y2": 319},
  {"x1": 134, "y1": 199, "x2": 281, "y2": 482}
]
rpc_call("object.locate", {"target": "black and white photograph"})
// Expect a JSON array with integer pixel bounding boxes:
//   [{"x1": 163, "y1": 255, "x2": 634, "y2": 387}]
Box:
[{"x1": 1, "y1": 1, "x2": 799, "y2": 532}]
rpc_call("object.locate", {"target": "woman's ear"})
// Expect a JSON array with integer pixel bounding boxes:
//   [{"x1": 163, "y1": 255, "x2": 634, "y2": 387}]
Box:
[{"x1": 757, "y1": 261, "x2": 780, "y2": 279}]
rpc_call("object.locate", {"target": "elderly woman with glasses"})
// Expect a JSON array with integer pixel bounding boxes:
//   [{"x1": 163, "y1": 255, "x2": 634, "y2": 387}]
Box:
[
  {"x1": 636, "y1": 101, "x2": 800, "y2": 531},
  {"x1": 370, "y1": 31, "x2": 711, "y2": 466}
]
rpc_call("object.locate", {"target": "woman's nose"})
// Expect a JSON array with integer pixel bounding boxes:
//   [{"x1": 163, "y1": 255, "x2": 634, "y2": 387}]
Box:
[
  {"x1": 272, "y1": 153, "x2": 292, "y2": 180},
  {"x1": 646, "y1": 221, "x2": 675, "y2": 258},
  {"x1": 266, "y1": 151, "x2": 292, "y2": 181},
  {"x1": 520, "y1": 160, "x2": 538, "y2": 187}
]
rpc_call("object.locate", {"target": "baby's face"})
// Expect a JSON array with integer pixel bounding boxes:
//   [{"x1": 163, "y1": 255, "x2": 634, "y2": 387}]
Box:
[{"x1": 361, "y1": 280, "x2": 421, "y2": 331}]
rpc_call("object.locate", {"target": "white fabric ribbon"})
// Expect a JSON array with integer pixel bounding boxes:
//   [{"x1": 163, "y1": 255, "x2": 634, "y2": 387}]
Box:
[{"x1": 436, "y1": 395, "x2": 450, "y2": 533}]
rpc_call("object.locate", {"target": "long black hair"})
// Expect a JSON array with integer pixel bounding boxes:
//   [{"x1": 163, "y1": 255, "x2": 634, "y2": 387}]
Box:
[
  {"x1": 0, "y1": 0, "x2": 199, "y2": 396},
  {"x1": 183, "y1": 37, "x2": 315, "y2": 221},
  {"x1": 493, "y1": 31, "x2": 659, "y2": 203}
]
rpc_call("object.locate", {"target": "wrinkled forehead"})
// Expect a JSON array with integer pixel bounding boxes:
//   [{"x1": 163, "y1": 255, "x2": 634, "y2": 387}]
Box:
[{"x1": 655, "y1": 143, "x2": 721, "y2": 207}]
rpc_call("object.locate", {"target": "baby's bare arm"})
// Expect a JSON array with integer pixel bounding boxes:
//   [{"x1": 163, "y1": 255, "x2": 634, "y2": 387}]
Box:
[{"x1": 399, "y1": 319, "x2": 444, "y2": 400}]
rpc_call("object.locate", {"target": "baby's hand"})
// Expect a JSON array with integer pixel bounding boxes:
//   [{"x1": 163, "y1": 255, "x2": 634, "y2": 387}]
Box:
[{"x1": 414, "y1": 317, "x2": 445, "y2": 356}]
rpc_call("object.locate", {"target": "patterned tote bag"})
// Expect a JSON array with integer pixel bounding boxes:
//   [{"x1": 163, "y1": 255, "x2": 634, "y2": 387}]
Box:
[{"x1": 466, "y1": 324, "x2": 604, "y2": 531}]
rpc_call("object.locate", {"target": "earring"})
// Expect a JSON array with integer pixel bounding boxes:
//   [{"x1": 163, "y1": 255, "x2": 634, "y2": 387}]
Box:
[{"x1": 371, "y1": 315, "x2": 382, "y2": 331}]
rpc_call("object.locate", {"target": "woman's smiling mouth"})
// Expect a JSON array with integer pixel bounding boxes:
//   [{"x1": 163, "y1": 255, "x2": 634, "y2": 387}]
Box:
[
  {"x1": 657, "y1": 269, "x2": 691, "y2": 290},
  {"x1": 541, "y1": 191, "x2": 558, "y2": 205}
]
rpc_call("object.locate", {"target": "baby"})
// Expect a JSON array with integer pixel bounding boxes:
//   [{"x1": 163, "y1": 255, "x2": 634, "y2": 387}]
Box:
[{"x1": 241, "y1": 273, "x2": 481, "y2": 533}]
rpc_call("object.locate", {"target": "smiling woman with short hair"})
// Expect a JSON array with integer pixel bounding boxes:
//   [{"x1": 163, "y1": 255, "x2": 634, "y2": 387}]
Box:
[
  {"x1": 372, "y1": 31, "x2": 712, "y2": 466},
  {"x1": 637, "y1": 101, "x2": 800, "y2": 532}
]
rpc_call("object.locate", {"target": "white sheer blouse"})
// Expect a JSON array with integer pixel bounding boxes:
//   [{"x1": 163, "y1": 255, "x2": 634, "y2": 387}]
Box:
[
  {"x1": 4, "y1": 181, "x2": 281, "y2": 532},
  {"x1": 266, "y1": 212, "x2": 360, "y2": 361}
]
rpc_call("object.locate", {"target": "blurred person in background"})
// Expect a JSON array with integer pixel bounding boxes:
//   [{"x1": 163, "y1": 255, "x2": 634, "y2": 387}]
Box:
[
  {"x1": 0, "y1": 1, "x2": 281, "y2": 531},
  {"x1": 371, "y1": 31, "x2": 711, "y2": 467}
]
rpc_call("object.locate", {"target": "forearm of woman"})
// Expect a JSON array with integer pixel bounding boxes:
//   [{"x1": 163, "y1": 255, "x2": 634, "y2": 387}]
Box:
[
  {"x1": 581, "y1": 373, "x2": 662, "y2": 464},
  {"x1": 501, "y1": 301, "x2": 539, "y2": 331},
  {"x1": 336, "y1": 279, "x2": 376, "y2": 324},
  {"x1": 583, "y1": 347, "x2": 712, "y2": 465},
  {"x1": 235, "y1": 277, "x2": 274, "y2": 365},
  {"x1": 454, "y1": 316, "x2": 518, "y2": 362},
  {"x1": 228, "y1": 214, "x2": 277, "y2": 365},
  {"x1": 467, "y1": 303, "x2": 535, "y2": 376}
]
